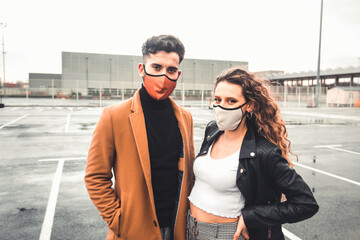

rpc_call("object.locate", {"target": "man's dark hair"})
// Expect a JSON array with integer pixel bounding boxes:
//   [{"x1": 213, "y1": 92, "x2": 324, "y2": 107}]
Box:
[{"x1": 142, "y1": 35, "x2": 185, "y2": 63}]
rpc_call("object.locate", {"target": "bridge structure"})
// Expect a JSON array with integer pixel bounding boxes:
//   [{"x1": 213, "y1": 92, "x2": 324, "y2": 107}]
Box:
[{"x1": 267, "y1": 66, "x2": 360, "y2": 88}]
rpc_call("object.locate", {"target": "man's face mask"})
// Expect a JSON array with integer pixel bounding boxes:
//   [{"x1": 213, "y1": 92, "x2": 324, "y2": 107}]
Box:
[{"x1": 143, "y1": 65, "x2": 180, "y2": 101}]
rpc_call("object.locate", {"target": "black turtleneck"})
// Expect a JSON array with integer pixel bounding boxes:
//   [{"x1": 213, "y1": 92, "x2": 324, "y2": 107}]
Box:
[{"x1": 139, "y1": 85, "x2": 182, "y2": 228}]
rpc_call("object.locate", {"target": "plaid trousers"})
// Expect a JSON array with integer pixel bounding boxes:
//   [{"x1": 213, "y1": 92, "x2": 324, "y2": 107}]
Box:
[{"x1": 187, "y1": 211, "x2": 245, "y2": 240}]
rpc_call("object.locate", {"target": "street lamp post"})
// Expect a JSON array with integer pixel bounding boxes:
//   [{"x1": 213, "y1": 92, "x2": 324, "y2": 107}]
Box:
[
  {"x1": 85, "y1": 56, "x2": 89, "y2": 96},
  {"x1": 315, "y1": 0, "x2": 324, "y2": 108},
  {"x1": 0, "y1": 22, "x2": 6, "y2": 108}
]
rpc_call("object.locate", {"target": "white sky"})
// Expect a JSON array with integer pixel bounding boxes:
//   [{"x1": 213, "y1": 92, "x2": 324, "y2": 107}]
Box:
[{"x1": 1, "y1": 0, "x2": 360, "y2": 83}]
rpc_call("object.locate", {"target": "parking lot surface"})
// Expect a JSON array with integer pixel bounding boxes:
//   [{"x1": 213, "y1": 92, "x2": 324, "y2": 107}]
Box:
[{"x1": 1, "y1": 99, "x2": 359, "y2": 240}]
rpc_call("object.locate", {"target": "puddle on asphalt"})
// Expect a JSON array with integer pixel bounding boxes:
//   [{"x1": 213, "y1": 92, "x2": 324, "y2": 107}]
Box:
[
  {"x1": 4, "y1": 124, "x2": 42, "y2": 129},
  {"x1": 78, "y1": 122, "x2": 96, "y2": 130},
  {"x1": 17, "y1": 207, "x2": 36, "y2": 213}
]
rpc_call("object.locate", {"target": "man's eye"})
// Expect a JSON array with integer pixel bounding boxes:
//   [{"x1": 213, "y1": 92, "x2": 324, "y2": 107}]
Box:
[
  {"x1": 153, "y1": 65, "x2": 161, "y2": 70},
  {"x1": 168, "y1": 68, "x2": 177, "y2": 74}
]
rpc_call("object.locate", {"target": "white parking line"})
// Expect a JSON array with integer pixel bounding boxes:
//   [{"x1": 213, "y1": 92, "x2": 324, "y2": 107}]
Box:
[
  {"x1": 282, "y1": 227, "x2": 302, "y2": 240},
  {"x1": 39, "y1": 159, "x2": 65, "y2": 240},
  {"x1": 314, "y1": 144, "x2": 360, "y2": 156},
  {"x1": 194, "y1": 136, "x2": 202, "y2": 141},
  {"x1": 39, "y1": 157, "x2": 86, "y2": 162},
  {"x1": 64, "y1": 114, "x2": 71, "y2": 132},
  {"x1": 294, "y1": 162, "x2": 360, "y2": 186},
  {"x1": 282, "y1": 111, "x2": 360, "y2": 122},
  {"x1": 0, "y1": 114, "x2": 29, "y2": 130},
  {"x1": 192, "y1": 117, "x2": 210, "y2": 122},
  {"x1": 38, "y1": 156, "x2": 85, "y2": 240}
]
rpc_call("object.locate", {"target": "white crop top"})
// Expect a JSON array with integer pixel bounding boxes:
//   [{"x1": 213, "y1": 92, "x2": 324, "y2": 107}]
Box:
[{"x1": 188, "y1": 143, "x2": 245, "y2": 218}]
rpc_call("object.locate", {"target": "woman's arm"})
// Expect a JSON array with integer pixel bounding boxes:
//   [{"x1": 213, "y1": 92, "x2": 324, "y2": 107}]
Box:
[{"x1": 242, "y1": 147, "x2": 319, "y2": 228}]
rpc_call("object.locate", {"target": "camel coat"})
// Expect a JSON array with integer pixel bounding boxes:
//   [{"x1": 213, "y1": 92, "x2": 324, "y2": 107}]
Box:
[{"x1": 85, "y1": 89, "x2": 195, "y2": 240}]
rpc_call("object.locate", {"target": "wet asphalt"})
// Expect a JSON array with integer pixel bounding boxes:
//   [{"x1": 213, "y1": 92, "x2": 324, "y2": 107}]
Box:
[{"x1": 0, "y1": 98, "x2": 359, "y2": 240}]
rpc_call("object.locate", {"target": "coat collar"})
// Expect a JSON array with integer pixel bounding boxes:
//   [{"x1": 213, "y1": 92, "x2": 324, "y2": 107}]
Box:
[{"x1": 130, "y1": 88, "x2": 184, "y2": 116}]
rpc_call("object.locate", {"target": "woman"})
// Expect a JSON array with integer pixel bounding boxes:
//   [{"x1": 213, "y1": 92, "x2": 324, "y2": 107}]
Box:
[{"x1": 187, "y1": 67, "x2": 319, "y2": 240}]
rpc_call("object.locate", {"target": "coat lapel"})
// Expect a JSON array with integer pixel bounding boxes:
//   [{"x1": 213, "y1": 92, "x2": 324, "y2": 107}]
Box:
[
  {"x1": 128, "y1": 90, "x2": 155, "y2": 208},
  {"x1": 169, "y1": 98, "x2": 187, "y2": 165}
]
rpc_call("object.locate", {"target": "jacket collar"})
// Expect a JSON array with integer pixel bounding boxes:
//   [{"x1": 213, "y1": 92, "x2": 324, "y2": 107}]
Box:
[
  {"x1": 130, "y1": 89, "x2": 143, "y2": 113},
  {"x1": 130, "y1": 88, "x2": 184, "y2": 116},
  {"x1": 239, "y1": 123, "x2": 257, "y2": 159},
  {"x1": 205, "y1": 121, "x2": 257, "y2": 159}
]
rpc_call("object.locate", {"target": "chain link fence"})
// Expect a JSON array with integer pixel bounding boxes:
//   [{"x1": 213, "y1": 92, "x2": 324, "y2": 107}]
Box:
[{"x1": 0, "y1": 81, "x2": 335, "y2": 108}]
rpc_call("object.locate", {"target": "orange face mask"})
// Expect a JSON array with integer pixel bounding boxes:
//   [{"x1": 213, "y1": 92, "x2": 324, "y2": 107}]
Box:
[{"x1": 143, "y1": 65, "x2": 180, "y2": 101}]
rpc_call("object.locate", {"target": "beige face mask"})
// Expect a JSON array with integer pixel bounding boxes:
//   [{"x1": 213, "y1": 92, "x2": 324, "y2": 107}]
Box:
[{"x1": 213, "y1": 101, "x2": 248, "y2": 131}]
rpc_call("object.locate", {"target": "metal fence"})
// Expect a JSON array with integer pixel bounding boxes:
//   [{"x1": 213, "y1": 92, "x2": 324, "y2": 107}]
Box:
[{"x1": 0, "y1": 82, "x2": 332, "y2": 108}]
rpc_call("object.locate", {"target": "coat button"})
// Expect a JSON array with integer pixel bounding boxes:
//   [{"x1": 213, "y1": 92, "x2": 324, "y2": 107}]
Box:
[
  {"x1": 153, "y1": 220, "x2": 157, "y2": 227},
  {"x1": 207, "y1": 135, "x2": 210, "y2": 139},
  {"x1": 240, "y1": 168, "x2": 244, "y2": 173},
  {"x1": 250, "y1": 152, "x2": 255, "y2": 157}
]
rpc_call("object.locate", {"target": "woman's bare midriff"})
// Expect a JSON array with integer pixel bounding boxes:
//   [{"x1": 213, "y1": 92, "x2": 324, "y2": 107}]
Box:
[{"x1": 190, "y1": 202, "x2": 239, "y2": 223}]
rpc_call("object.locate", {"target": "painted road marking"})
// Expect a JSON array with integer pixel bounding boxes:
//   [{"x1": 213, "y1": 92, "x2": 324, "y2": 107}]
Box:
[
  {"x1": 282, "y1": 227, "x2": 302, "y2": 240},
  {"x1": 192, "y1": 117, "x2": 210, "y2": 122},
  {"x1": 64, "y1": 114, "x2": 71, "y2": 132},
  {"x1": 39, "y1": 157, "x2": 86, "y2": 162},
  {"x1": 39, "y1": 159, "x2": 65, "y2": 240},
  {"x1": 39, "y1": 114, "x2": 76, "y2": 240},
  {"x1": 0, "y1": 114, "x2": 29, "y2": 130},
  {"x1": 294, "y1": 162, "x2": 360, "y2": 186},
  {"x1": 314, "y1": 144, "x2": 360, "y2": 156},
  {"x1": 38, "y1": 156, "x2": 85, "y2": 240},
  {"x1": 283, "y1": 111, "x2": 360, "y2": 122},
  {"x1": 194, "y1": 136, "x2": 202, "y2": 141}
]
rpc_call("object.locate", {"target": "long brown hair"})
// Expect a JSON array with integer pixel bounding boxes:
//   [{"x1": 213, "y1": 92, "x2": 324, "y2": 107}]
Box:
[{"x1": 214, "y1": 67, "x2": 297, "y2": 166}]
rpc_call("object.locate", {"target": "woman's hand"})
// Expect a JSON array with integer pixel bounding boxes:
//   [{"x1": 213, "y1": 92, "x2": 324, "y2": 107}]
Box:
[{"x1": 233, "y1": 215, "x2": 249, "y2": 240}]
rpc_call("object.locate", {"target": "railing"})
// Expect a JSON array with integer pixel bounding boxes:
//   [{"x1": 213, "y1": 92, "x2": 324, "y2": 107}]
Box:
[{"x1": 0, "y1": 83, "x2": 339, "y2": 108}]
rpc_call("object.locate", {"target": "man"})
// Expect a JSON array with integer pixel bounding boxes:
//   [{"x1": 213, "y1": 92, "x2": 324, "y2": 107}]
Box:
[{"x1": 85, "y1": 35, "x2": 195, "y2": 240}]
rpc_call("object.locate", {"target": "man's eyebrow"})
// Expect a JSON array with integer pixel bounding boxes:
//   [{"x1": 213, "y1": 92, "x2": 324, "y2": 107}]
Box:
[
  {"x1": 168, "y1": 66, "x2": 178, "y2": 70},
  {"x1": 151, "y1": 63, "x2": 161, "y2": 66}
]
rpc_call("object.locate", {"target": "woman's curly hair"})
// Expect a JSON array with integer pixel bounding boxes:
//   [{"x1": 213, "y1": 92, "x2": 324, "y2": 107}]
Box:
[{"x1": 214, "y1": 67, "x2": 297, "y2": 166}]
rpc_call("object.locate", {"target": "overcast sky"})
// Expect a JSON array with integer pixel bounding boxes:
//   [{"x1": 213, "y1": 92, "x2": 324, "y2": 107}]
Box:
[{"x1": 1, "y1": 0, "x2": 359, "y2": 82}]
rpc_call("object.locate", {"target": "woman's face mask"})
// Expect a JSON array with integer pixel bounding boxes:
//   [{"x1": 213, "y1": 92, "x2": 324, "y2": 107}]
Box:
[
  {"x1": 213, "y1": 101, "x2": 248, "y2": 131},
  {"x1": 143, "y1": 65, "x2": 180, "y2": 101}
]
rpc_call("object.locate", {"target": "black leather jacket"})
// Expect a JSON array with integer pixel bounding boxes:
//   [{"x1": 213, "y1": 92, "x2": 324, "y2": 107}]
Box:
[{"x1": 197, "y1": 121, "x2": 319, "y2": 240}]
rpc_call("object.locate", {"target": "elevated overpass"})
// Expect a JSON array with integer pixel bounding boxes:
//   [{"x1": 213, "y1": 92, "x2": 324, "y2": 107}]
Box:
[{"x1": 267, "y1": 66, "x2": 360, "y2": 88}]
